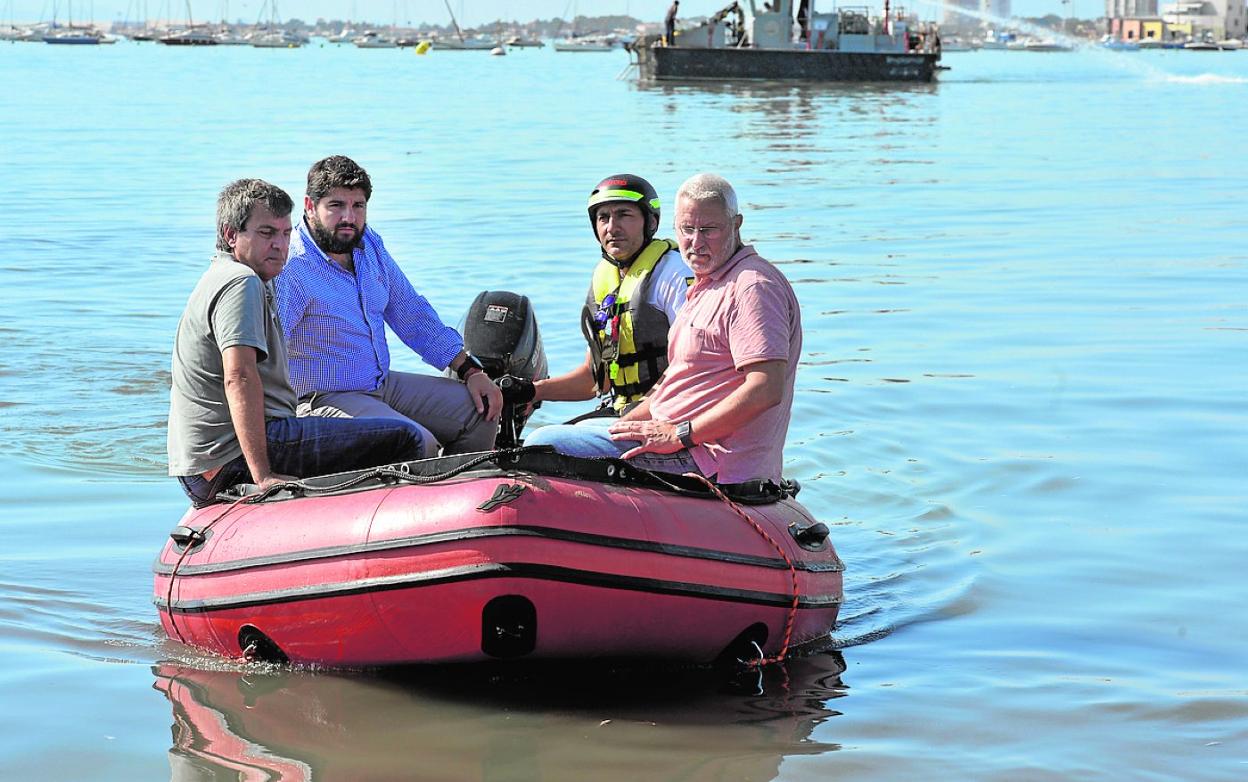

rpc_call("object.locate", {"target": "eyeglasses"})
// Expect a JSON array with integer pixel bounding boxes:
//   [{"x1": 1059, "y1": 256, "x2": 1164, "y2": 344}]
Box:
[{"x1": 677, "y1": 224, "x2": 726, "y2": 240}]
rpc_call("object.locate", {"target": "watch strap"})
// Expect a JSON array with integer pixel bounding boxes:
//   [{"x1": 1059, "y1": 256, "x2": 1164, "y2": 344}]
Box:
[{"x1": 456, "y1": 353, "x2": 484, "y2": 381}]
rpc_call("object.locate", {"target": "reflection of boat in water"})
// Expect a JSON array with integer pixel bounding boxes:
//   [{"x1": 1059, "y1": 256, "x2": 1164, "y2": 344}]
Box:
[
  {"x1": 636, "y1": 0, "x2": 941, "y2": 82},
  {"x1": 155, "y1": 665, "x2": 313, "y2": 780},
  {"x1": 154, "y1": 291, "x2": 842, "y2": 668},
  {"x1": 153, "y1": 652, "x2": 847, "y2": 780}
]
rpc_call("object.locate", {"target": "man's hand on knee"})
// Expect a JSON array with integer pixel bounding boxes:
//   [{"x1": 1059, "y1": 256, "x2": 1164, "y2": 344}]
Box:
[{"x1": 466, "y1": 371, "x2": 503, "y2": 422}]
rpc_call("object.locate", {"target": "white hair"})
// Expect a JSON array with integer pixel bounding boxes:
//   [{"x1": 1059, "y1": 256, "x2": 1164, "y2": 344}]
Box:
[{"x1": 675, "y1": 173, "x2": 739, "y2": 219}]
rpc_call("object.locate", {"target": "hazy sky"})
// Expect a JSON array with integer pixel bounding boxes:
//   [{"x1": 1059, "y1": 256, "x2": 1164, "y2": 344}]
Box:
[{"x1": 13, "y1": 0, "x2": 1076, "y2": 27}]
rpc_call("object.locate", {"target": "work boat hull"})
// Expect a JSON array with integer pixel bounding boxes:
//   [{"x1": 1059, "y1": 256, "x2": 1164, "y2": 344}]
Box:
[
  {"x1": 639, "y1": 45, "x2": 939, "y2": 82},
  {"x1": 154, "y1": 451, "x2": 843, "y2": 667}
]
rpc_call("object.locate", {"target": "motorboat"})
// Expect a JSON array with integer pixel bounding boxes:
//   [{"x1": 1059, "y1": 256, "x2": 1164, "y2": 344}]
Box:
[
  {"x1": 43, "y1": 27, "x2": 114, "y2": 44},
  {"x1": 553, "y1": 36, "x2": 617, "y2": 52},
  {"x1": 153, "y1": 291, "x2": 843, "y2": 668},
  {"x1": 1009, "y1": 38, "x2": 1075, "y2": 52},
  {"x1": 353, "y1": 31, "x2": 398, "y2": 48},
  {"x1": 251, "y1": 30, "x2": 303, "y2": 48},
  {"x1": 159, "y1": 27, "x2": 219, "y2": 45},
  {"x1": 940, "y1": 36, "x2": 980, "y2": 52},
  {"x1": 214, "y1": 30, "x2": 251, "y2": 45},
  {"x1": 433, "y1": 35, "x2": 498, "y2": 50}
]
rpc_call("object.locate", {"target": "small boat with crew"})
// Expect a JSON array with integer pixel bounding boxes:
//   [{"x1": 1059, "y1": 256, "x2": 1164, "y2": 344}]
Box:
[
  {"x1": 154, "y1": 449, "x2": 843, "y2": 667},
  {"x1": 153, "y1": 292, "x2": 843, "y2": 668},
  {"x1": 634, "y1": 0, "x2": 941, "y2": 83}
]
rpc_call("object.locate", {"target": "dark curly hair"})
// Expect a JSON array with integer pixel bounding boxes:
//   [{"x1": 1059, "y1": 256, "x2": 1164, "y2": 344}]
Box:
[{"x1": 306, "y1": 155, "x2": 373, "y2": 204}]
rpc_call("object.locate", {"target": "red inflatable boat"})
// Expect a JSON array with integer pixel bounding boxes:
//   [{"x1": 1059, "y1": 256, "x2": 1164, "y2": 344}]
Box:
[{"x1": 154, "y1": 449, "x2": 843, "y2": 668}]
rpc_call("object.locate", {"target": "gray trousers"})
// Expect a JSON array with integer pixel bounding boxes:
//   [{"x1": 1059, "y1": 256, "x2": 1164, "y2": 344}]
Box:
[{"x1": 297, "y1": 370, "x2": 497, "y2": 458}]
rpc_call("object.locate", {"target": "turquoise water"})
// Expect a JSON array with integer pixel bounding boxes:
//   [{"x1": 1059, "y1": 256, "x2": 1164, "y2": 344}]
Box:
[{"x1": 1, "y1": 40, "x2": 1246, "y2": 779}]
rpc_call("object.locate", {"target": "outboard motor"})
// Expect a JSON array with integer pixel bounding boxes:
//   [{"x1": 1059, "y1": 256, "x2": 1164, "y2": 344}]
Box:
[{"x1": 459, "y1": 291, "x2": 548, "y2": 448}]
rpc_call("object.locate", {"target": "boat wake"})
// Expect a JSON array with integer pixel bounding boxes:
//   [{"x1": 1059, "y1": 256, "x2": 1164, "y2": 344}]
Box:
[{"x1": 1158, "y1": 73, "x2": 1248, "y2": 85}]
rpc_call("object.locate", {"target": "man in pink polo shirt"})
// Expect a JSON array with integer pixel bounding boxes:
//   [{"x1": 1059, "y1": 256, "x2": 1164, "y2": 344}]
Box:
[{"x1": 526, "y1": 173, "x2": 801, "y2": 485}]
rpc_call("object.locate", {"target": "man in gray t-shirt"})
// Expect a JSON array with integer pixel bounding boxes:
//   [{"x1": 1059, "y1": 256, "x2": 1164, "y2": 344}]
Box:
[{"x1": 167, "y1": 179, "x2": 424, "y2": 508}]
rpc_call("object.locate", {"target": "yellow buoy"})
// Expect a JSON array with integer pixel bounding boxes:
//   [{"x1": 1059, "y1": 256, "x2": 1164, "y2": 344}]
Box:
[{"x1": 415, "y1": 40, "x2": 431, "y2": 54}]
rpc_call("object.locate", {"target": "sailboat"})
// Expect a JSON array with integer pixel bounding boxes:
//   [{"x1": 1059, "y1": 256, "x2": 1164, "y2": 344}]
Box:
[
  {"x1": 160, "y1": 1, "x2": 218, "y2": 44},
  {"x1": 43, "y1": 0, "x2": 115, "y2": 43},
  {"x1": 433, "y1": 0, "x2": 497, "y2": 50},
  {"x1": 552, "y1": 2, "x2": 615, "y2": 51},
  {"x1": 251, "y1": 0, "x2": 302, "y2": 47}
]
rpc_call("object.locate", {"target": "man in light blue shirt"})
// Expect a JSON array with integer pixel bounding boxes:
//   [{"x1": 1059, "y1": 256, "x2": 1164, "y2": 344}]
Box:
[
  {"x1": 169, "y1": 178, "x2": 424, "y2": 507},
  {"x1": 277, "y1": 156, "x2": 502, "y2": 458}
]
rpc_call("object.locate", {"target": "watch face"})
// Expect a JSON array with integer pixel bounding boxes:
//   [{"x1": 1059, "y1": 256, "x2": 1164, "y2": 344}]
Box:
[{"x1": 676, "y1": 421, "x2": 693, "y2": 446}]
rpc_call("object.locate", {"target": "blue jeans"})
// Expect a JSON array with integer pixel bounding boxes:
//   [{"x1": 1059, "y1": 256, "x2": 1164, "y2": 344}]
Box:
[
  {"x1": 524, "y1": 417, "x2": 703, "y2": 476},
  {"x1": 176, "y1": 416, "x2": 423, "y2": 508}
]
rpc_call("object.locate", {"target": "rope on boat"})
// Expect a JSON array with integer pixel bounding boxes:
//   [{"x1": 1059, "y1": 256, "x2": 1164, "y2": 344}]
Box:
[
  {"x1": 163, "y1": 494, "x2": 253, "y2": 644},
  {"x1": 246, "y1": 449, "x2": 514, "y2": 501},
  {"x1": 683, "y1": 472, "x2": 800, "y2": 668},
  {"x1": 165, "y1": 451, "x2": 517, "y2": 646}
]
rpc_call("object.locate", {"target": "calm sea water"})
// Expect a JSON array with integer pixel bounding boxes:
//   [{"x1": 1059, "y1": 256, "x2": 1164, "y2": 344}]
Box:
[{"x1": 1, "y1": 40, "x2": 1246, "y2": 780}]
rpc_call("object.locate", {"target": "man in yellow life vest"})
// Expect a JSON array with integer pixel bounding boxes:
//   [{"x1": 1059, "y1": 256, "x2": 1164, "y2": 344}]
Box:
[{"x1": 512, "y1": 174, "x2": 693, "y2": 421}]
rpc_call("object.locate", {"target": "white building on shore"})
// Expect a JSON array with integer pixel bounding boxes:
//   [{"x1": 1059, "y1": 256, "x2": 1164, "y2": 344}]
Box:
[{"x1": 1159, "y1": 0, "x2": 1246, "y2": 40}]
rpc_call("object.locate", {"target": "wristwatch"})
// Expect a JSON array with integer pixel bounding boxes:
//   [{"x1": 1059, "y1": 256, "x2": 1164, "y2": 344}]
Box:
[
  {"x1": 456, "y1": 352, "x2": 485, "y2": 381},
  {"x1": 675, "y1": 421, "x2": 696, "y2": 449}
]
